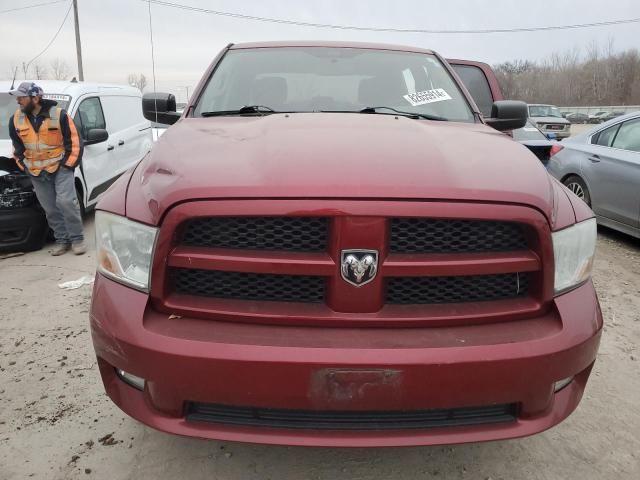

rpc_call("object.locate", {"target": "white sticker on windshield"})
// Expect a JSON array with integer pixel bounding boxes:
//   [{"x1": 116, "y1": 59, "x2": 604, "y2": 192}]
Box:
[
  {"x1": 403, "y1": 88, "x2": 452, "y2": 107},
  {"x1": 42, "y1": 94, "x2": 71, "y2": 102}
]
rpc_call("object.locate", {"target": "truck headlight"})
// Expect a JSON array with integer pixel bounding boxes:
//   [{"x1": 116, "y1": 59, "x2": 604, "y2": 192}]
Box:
[
  {"x1": 95, "y1": 211, "x2": 159, "y2": 292},
  {"x1": 552, "y1": 218, "x2": 597, "y2": 294}
]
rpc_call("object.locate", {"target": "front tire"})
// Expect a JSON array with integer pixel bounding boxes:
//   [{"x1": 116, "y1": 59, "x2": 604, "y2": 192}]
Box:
[
  {"x1": 76, "y1": 184, "x2": 86, "y2": 219},
  {"x1": 563, "y1": 175, "x2": 591, "y2": 207}
]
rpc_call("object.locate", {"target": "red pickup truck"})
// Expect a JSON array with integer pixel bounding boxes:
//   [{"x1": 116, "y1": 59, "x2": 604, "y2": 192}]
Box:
[{"x1": 90, "y1": 41, "x2": 601, "y2": 447}]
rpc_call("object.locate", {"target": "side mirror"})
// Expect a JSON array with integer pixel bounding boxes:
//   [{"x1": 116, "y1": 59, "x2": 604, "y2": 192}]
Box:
[
  {"x1": 85, "y1": 128, "x2": 109, "y2": 145},
  {"x1": 546, "y1": 132, "x2": 557, "y2": 140},
  {"x1": 485, "y1": 100, "x2": 528, "y2": 131},
  {"x1": 143, "y1": 93, "x2": 181, "y2": 125}
]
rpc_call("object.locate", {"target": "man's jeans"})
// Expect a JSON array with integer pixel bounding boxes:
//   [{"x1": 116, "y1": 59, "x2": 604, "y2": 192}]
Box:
[{"x1": 29, "y1": 168, "x2": 84, "y2": 245}]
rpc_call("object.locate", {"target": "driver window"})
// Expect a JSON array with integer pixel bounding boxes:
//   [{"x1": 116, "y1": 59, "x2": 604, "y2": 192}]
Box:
[{"x1": 74, "y1": 97, "x2": 106, "y2": 139}]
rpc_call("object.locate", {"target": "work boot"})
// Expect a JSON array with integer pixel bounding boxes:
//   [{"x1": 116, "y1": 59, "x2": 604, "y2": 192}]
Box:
[
  {"x1": 71, "y1": 240, "x2": 88, "y2": 255},
  {"x1": 51, "y1": 243, "x2": 71, "y2": 256}
]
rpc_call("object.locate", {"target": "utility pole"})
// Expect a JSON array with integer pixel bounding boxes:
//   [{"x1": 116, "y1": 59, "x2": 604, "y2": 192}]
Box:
[{"x1": 72, "y1": 0, "x2": 84, "y2": 81}]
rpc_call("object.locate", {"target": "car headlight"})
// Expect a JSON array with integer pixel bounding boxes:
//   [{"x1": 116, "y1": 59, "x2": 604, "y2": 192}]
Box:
[
  {"x1": 95, "y1": 211, "x2": 159, "y2": 292},
  {"x1": 552, "y1": 218, "x2": 597, "y2": 294}
]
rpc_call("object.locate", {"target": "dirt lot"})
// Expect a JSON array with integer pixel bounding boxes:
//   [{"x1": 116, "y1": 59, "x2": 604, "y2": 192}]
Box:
[{"x1": 1, "y1": 212, "x2": 639, "y2": 480}]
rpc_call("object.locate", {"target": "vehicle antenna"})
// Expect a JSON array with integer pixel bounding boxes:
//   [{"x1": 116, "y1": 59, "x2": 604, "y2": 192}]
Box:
[{"x1": 147, "y1": 0, "x2": 159, "y2": 124}]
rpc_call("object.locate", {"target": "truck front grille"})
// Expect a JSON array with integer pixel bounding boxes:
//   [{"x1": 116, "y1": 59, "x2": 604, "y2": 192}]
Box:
[{"x1": 160, "y1": 205, "x2": 544, "y2": 323}]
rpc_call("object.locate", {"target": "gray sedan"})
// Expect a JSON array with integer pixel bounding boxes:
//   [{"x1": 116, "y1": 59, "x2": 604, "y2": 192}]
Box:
[{"x1": 548, "y1": 111, "x2": 640, "y2": 238}]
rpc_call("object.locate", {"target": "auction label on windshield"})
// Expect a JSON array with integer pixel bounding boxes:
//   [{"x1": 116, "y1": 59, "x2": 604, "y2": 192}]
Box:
[{"x1": 403, "y1": 88, "x2": 452, "y2": 107}]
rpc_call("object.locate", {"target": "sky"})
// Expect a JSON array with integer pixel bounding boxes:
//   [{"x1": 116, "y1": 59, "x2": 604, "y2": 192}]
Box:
[{"x1": 1, "y1": 0, "x2": 639, "y2": 102}]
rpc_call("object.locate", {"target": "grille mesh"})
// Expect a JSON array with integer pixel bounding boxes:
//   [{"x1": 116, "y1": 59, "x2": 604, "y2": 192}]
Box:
[
  {"x1": 386, "y1": 273, "x2": 528, "y2": 304},
  {"x1": 186, "y1": 402, "x2": 517, "y2": 431},
  {"x1": 182, "y1": 217, "x2": 328, "y2": 252},
  {"x1": 390, "y1": 219, "x2": 527, "y2": 254},
  {"x1": 173, "y1": 268, "x2": 325, "y2": 303}
]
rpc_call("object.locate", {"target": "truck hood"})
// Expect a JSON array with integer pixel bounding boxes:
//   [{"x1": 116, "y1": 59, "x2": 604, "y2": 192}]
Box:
[
  {"x1": 530, "y1": 116, "x2": 570, "y2": 125},
  {"x1": 126, "y1": 113, "x2": 553, "y2": 224}
]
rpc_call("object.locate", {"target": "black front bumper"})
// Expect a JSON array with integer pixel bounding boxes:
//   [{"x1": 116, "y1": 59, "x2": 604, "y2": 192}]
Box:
[
  {"x1": 1, "y1": 159, "x2": 49, "y2": 252},
  {"x1": 0, "y1": 206, "x2": 48, "y2": 252}
]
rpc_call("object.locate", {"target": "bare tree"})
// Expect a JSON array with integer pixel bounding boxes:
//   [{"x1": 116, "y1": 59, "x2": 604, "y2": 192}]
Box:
[
  {"x1": 50, "y1": 58, "x2": 71, "y2": 80},
  {"x1": 32, "y1": 62, "x2": 48, "y2": 80},
  {"x1": 6, "y1": 65, "x2": 19, "y2": 82},
  {"x1": 18, "y1": 61, "x2": 49, "y2": 80},
  {"x1": 127, "y1": 73, "x2": 148, "y2": 92},
  {"x1": 494, "y1": 43, "x2": 640, "y2": 106}
]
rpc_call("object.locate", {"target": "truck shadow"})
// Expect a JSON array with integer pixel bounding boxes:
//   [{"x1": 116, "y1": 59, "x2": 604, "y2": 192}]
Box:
[{"x1": 597, "y1": 225, "x2": 640, "y2": 251}]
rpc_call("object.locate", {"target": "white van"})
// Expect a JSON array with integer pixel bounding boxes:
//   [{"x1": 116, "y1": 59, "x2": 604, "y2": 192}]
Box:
[{"x1": 0, "y1": 80, "x2": 152, "y2": 251}]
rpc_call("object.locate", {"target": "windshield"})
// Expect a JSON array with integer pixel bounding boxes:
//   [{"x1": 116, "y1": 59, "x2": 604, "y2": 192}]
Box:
[
  {"x1": 194, "y1": 47, "x2": 475, "y2": 122},
  {"x1": 528, "y1": 105, "x2": 562, "y2": 118},
  {"x1": 0, "y1": 93, "x2": 71, "y2": 140},
  {"x1": 512, "y1": 120, "x2": 548, "y2": 141}
]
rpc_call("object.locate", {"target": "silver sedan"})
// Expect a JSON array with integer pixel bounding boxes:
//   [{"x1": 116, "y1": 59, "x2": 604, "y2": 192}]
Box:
[{"x1": 548, "y1": 111, "x2": 640, "y2": 238}]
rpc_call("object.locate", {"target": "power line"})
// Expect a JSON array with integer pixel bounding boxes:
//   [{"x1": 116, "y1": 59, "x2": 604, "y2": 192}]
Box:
[
  {"x1": 143, "y1": 0, "x2": 640, "y2": 34},
  {"x1": 24, "y1": 1, "x2": 72, "y2": 74},
  {"x1": 0, "y1": 0, "x2": 67, "y2": 15}
]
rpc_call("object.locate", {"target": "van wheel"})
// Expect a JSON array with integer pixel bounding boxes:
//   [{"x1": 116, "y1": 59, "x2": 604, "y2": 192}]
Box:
[
  {"x1": 564, "y1": 175, "x2": 591, "y2": 207},
  {"x1": 76, "y1": 184, "x2": 86, "y2": 219}
]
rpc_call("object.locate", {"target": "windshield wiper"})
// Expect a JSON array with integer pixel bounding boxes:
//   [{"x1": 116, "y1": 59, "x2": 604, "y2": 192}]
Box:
[
  {"x1": 360, "y1": 106, "x2": 447, "y2": 121},
  {"x1": 201, "y1": 105, "x2": 277, "y2": 117}
]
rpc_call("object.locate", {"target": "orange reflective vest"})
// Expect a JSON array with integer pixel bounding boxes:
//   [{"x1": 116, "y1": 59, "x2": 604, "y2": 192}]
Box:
[{"x1": 13, "y1": 107, "x2": 65, "y2": 176}]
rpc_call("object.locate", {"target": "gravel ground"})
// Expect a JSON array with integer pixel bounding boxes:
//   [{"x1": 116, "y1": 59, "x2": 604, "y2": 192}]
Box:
[{"x1": 1, "y1": 211, "x2": 639, "y2": 480}]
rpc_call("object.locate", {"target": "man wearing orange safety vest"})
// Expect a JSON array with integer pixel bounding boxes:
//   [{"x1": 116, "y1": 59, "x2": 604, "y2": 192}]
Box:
[{"x1": 8, "y1": 82, "x2": 86, "y2": 255}]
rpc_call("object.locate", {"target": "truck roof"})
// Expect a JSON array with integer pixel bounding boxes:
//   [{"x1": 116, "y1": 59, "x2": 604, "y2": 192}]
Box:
[{"x1": 230, "y1": 40, "x2": 435, "y2": 55}]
